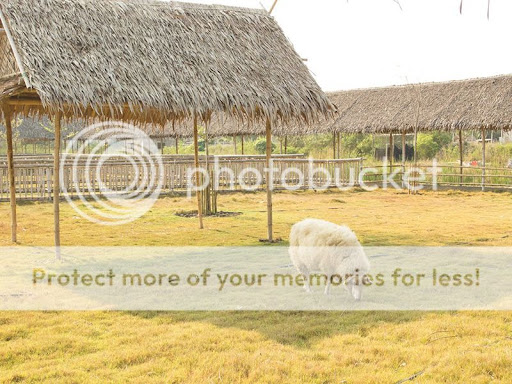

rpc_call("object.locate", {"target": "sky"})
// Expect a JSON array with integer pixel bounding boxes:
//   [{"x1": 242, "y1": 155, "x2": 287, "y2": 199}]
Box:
[{"x1": 184, "y1": 0, "x2": 512, "y2": 91}]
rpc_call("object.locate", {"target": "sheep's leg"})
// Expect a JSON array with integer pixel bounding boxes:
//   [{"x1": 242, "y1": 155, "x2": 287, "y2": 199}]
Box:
[
  {"x1": 302, "y1": 273, "x2": 312, "y2": 293},
  {"x1": 324, "y1": 276, "x2": 331, "y2": 296},
  {"x1": 297, "y1": 265, "x2": 312, "y2": 293}
]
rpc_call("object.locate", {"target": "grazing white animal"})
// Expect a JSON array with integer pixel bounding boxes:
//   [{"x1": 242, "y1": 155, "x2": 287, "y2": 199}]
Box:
[{"x1": 289, "y1": 219, "x2": 370, "y2": 300}]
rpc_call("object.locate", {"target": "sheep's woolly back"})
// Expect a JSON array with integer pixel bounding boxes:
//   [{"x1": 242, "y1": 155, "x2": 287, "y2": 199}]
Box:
[{"x1": 290, "y1": 219, "x2": 360, "y2": 248}]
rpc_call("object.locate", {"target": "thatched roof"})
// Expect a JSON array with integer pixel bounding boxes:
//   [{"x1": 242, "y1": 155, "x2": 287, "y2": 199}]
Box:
[
  {"x1": 0, "y1": 0, "x2": 332, "y2": 127},
  {"x1": 158, "y1": 114, "x2": 328, "y2": 138},
  {"x1": 327, "y1": 74, "x2": 512, "y2": 134}
]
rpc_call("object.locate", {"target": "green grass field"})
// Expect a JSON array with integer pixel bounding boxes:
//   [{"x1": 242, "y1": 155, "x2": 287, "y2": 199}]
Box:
[{"x1": 1, "y1": 189, "x2": 512, "y2": 383}]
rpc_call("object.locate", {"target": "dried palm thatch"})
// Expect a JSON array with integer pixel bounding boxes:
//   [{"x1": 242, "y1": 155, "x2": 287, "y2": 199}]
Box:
[
  {"x1": 160, "y1": 113, "x2": 331, "y2": 138},
  {"x1": 327, "y1": 74, "x2": 512, "y2": 134},
  {"x1": 0, "y1": 0, "x2": 333, "y2": 127}
]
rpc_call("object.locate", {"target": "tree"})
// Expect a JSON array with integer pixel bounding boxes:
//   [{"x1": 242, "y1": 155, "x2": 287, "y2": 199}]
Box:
[{"x1": 254, "y1": 138, "x2": 276, "y2": 154}]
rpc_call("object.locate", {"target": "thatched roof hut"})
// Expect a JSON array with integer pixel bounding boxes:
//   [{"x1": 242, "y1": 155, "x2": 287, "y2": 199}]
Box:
[
  {"x1": 0, "y1": 0, "x2": 332, "y2": 125},
  {"x1": 327, "y1": 74, "x2": 512, "y2": 134},
  {"x1": 1, "y1": 0, "x2": 333, "y2": 245}
]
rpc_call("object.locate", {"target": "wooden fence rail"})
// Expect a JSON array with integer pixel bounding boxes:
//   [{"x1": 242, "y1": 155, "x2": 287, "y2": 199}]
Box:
[
  {"x1": 2, "y1": 157, "x2": 511, "y2": 202},
  {"x1": 0, "y1": 156, "x2": 363, "y2": 201},
  {"x1": 362, "y1": 164, "x2": 512, "y2": 190}
]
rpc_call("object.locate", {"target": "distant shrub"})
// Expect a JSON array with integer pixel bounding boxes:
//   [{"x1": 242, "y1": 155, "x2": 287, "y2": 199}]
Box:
[
  {"x1": 254, "y1": 138, "x2": 276, "y2": 154},
  {"x1": 355, "y1": 136, "x2": 374, "y2": 157},
  {"x1": 417, "y1": 134, "x2": 439, "y2": 159}
]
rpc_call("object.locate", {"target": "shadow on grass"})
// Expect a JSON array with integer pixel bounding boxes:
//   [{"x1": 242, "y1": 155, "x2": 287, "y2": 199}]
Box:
[
  {"x1": 127, "y1": 311, "x2": 424, "y2": 348},
  {"x1": 12, "y1": 200, "x2": 45, "y2": 206}
]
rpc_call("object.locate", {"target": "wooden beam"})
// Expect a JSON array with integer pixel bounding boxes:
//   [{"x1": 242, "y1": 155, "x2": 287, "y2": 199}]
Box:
[
  {"x1": 54, "y1": 111, "x2": 62, "y2": 259},
  {"x1": 3, "y1": 106, "x2": 17, "y2": 242},
  {"x1": 6, "y1": 98, "x2": 42, "y2": 106},
  {"x1": 193, "y1": 115, "x2": 204, "y2": 229},
  {"x1": 266, "y1": 119, "x2": 273, "y2": 242},
  {"x1": 269, "y1": 0, "x2": 279, "y2": 14},
  {"x1": 0, "y1": 72, "x2": 21, "y2": 82}
]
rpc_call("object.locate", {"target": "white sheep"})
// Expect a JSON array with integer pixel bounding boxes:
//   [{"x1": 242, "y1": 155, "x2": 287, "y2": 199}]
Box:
[{"x1": 289, "y1": 218, "x2": 370, "y2": 300}]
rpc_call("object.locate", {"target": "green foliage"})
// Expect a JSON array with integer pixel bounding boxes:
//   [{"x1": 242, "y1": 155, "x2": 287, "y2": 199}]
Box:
[
  {"x1": 340, "y1": 134, "x2": 365, "y2": 154},
  {"x1": 355, "y1": 135, "x2": 374, "y2": 157},
  {"x1": 416, "y1": 133, "x2": 455, "y2": 160},
  {"x1": 197, "y1": 139, "x2": 205, "y2": 152},
  {"x1": 285, "y1": 146, "x2": 300, "y2": 154},
  {"x1": 416, "y1": 134, "x2": 439, "y2": 159},
  {"x1": 254, "y1": 138, "x2": 276, "y2": 154},
  {"x1": 431, "y1": 132, "x2": 453, "y2": 148},
  {"x1": 489, "y1": 143, "x2": 512, "y2": 167}
]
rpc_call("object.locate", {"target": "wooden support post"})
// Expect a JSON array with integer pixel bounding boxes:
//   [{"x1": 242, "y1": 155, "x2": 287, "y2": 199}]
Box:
[
  {"x1": 389, "y1": 133, "x2": 394, "y2": 172},
  {"x1": 204, "y1": 121, "x2": 211, "y2": 215},
  {"x1": 193, "y1": 115, "x2": 204, "y2": 229},
  {"x1": 401, "y1": 132, "x2": 406, "y2": 188},
  {"x1": 412, "y1": 128, "x2": 418, "y2": 194},
  {"x1": 337, "y1": 132, "x2": 341, "y2": 159},
  {"x1": 459, "y1": 129, "x2": 463, "y2": 186},
  {"x1": 401, "y1": 132, "x2": 406, "y2": 166},
  {"x1": 266, "y1": 119, "x2": 273, "y2": 242},
  {"x1": 160, "y1": 125, "x2": 165, "y2": 155},
  {"x1": 284, "y1": 136, "x2": 288, "y2": 154},
  {"x1": 54, "y1": 112, "x2": 62, "y2": 258},
  {"x1": 482, "y1": 128, "x2": 486, "y2": 192},
  {"x1": 233, "y1": 136, "x2": 237, "y2": 155},
  {"x1": 333, "y1": 132, "x2": 336, "y2": 159},
  {"x1": 3, "y1": 106, "x2": 17, "y2": 243},
  {"x1": 241, "y1": 135, "x2": 244, "y2": 155},
  {"x1": 175, "y1": 135, "x2": 179, "y2": 154}
]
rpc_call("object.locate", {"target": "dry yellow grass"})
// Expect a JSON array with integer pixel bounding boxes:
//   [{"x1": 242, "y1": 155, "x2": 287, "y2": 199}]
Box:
[
  {"x1": 1, "y1": 189, "x2": 511, "y2": 247},
  {"x1": 1, "y1": 189, "x2": 512, "y2": 383}
]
